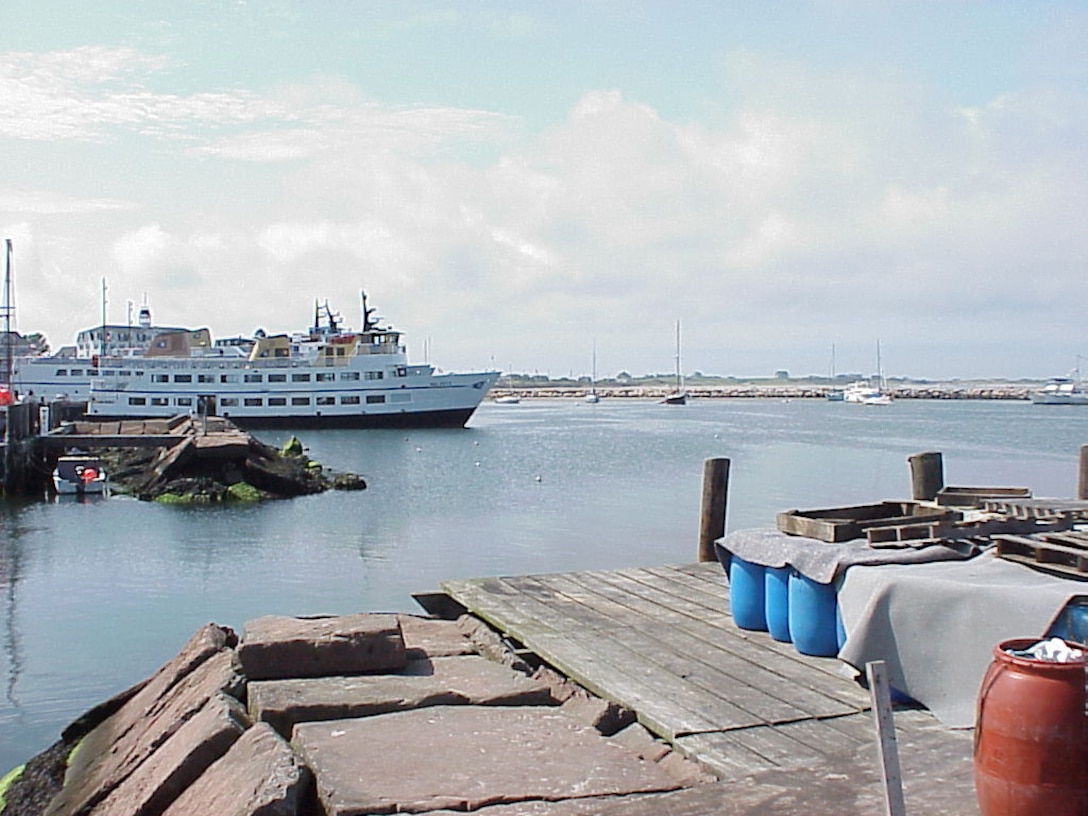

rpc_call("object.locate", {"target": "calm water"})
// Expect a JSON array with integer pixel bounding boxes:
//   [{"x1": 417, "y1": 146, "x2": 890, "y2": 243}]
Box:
[{"x1": 2, "y1": 397, "x2": 1087, "y2": 770}]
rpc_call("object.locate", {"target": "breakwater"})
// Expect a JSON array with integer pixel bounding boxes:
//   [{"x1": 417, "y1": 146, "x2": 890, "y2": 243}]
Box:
[{"x1": 490, "y1": 384, "x2": 1033, "y2": 401}]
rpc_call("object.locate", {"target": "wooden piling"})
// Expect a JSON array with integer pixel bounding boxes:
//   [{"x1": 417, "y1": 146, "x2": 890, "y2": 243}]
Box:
[
  {"x1": 907, "y1": 451, "x2": 944, "y2": 501},
  {"x1": 698, "y1": 457, "x2": 730, "y2": 562},
  {"x1": 1078, "y1": 444, "x2": 1088, "y2": 501}
]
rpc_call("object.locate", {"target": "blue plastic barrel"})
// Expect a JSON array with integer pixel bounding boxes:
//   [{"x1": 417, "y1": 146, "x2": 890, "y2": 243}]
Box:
[
  {"x1": 764, "y1": 566, "x2": 791, "y2": 642},
  {"x1": 788, "y1": 571, "x2": 839, "y2": 656},
  {"x1": 729, "y1": 556, "x2": 768, "y2": 631},
  {"x1": 1047, "y1": 597, "x2": 1088, "y2": 644},
  {"x1": 835, "y1": 601, "x2": 847, "y2": 650}
]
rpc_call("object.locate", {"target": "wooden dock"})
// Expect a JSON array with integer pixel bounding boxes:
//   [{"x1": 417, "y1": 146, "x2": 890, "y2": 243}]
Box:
[{"x1": 443, "y1": 562, "x2": 979, "y2": 814}]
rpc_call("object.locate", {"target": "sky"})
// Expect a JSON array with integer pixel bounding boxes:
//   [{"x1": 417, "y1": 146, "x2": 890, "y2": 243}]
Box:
[{"x1": 1, "y1": 1, "x2": 1086, "y2": 381}]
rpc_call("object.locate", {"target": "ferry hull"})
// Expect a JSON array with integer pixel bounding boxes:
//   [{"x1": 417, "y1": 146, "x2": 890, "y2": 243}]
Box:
[{"x1": 223, "y1": 406, "x2": 478, "y2": 430}]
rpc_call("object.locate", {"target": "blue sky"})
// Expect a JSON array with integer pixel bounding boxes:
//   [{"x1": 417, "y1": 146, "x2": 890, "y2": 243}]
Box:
[{"x1": 2, "y1": 1, "x2": 1086, "y2": 379}]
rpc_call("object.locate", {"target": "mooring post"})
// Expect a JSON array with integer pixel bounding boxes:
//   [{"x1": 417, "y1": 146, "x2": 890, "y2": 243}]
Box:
[
  {"x1": 698, "y1": 457, "x2": 730, "y2": 563},
  {"x1": 907, "y1": 451, "x2": 944, "y2": 501},
  {"x1": 1078, "y1": 444, "x2": 1088, "y2": 501}
]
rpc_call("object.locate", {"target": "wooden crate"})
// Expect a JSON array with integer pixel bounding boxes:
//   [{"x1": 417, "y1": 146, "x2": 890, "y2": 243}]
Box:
[{"x1": 775, "y1": 502, "x2": 962, "y2": 543}]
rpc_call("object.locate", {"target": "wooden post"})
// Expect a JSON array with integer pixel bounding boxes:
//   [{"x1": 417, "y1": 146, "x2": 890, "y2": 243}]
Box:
[
  {"x1": 907, "y1": 451, "x2": 943, "y2": 501},
  {"x1": 1078, "y1": 445, "x2": 1088, "y2": 501},
  {"x1": 867, "y1": 660, "x2": 907, "y2": 816},
  {"x1": 698, "y1": 457, "x2": 730, "y2": 563}
]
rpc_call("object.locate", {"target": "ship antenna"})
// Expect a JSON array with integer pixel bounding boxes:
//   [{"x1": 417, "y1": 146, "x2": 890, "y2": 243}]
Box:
[{"x1": 3, "y1": 239, "x2": 13, "y2": 388}]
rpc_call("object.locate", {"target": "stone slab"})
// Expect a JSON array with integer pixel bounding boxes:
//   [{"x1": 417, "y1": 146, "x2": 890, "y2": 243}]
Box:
[
  {"x1": 90, "y1": 692, "x2": 248, "y2": 816},
  {"x1": 292, "y1": 706, "x2": 684, "y2": 815},
  {"x1": 237, "y1": 614, "x2": 406, "y2": 680},
  {"x1": 161, "y1": 723, "x2": 311, "y2": 816},
  {"x1": 47, "y1": 637, "x2": 239, "y2": 816},
  {"x1": 249, "y1": 655, "x2": 554, "y2": 736},
  {"x1": 397, "y1": 614, "x2": 475, "y2": 658}
]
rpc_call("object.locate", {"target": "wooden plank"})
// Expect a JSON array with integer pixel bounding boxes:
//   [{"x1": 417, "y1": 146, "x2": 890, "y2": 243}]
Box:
[
  {"x1": 867, "y1": 661, "x2": 907, "y2": 816},
  {"x1": 591, "y1": 568, "x2": 867, "y2": 693},
  {"x1": 544, "y1": 573, "x2": 862, "y2": 723}
]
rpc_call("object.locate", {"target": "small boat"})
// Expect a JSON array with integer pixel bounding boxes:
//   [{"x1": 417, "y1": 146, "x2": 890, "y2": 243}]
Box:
[
  {"x1": 661, "y1": 320, "x2": 687, "y2": 406},
  {"x1": 844, "y1": 342, "x2": 892, "y2": 406},
  {"x1": 1032, "y1": 360, "x2": 1087, "y2": 405},
  {"x1": 493, "y1": 395, "x2": 521, "y2": 405},
  {"x1": 53, "y1": 454, "x2": 108, "y2": 495}
]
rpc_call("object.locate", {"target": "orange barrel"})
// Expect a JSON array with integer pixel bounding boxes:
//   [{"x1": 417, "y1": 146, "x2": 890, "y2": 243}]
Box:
[{"x1": 974, "y1": 638, "x2": 1087, "y2": 815}]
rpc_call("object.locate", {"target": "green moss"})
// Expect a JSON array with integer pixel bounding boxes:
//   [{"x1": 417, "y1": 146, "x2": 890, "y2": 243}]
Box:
[
  {"x1": 281, "y1": 435, "x2": 304, "y2": 456},
  {"x1": 154, "y1": 493, "x2": 191, "y2": 505},
  {"x1": 0, "y1": 764, "x2": 25, "y2": 810},
  {"x1": 227, "y1": 482, "x2": 262, "y2": 502}
]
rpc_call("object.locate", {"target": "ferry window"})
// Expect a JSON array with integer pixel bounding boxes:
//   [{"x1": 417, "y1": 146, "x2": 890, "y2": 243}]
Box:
[
  {"x1": 55, "y1": 369, "x2": 67, "y2": 376},
  {"x1": 268, "y1": 374, "x2": 287, "y2": 382},
  {"x1": 153, "y1": 374, "x2": 169, "y2": 383},
  {"x1": 292, "y1": 397, "x2": 310, "y2": 406},
  {"x1": 220, "y1": 374, "x2": 238, "y2": 383},
  {"x1": 341, "y1": 395, "x2": 360, "y2": 405},
  {"x1": 87, "y1": 368, "x2": 98, "y2": 376},
  {"x1": 70, "y1": 369, "x2": 83, "y2": 376},
  {"x1": 365, "y1": 371, "x2": 383, "y2": 380},
  {"x1": 291, "y1": 373, "x2": 311, "y2": 382},
  {"x1": 268, "y1": 397, "x2": 286, "y2": 406},
  {"x1": 151, "y1": 397, "x2": 169, "y2": 406},
  {"x1": 128, "y1": 397, "x2": 146, "y2": 406},
  {"x1": 176, "y1": 397, "x2": 193, "y2": 406},
  {"x1": 366, "y1": 394, "x2": 386, "y2": 404},
  {"x1": 198, "y1": 374, "x2": 215, "y2": 383},
  {"x1": 102, "y1": 370, "x2": 115, "y2": 375},
  {"x1": 340, "y1": 372, "x2": 360, "y2": 381},
  {"x1": 220, "y1": 398, "x2": 239, "y2": 407},
  {"x1": 390, "y1": 392, "x2": 411, "y2": 403},
  {"x1": 244, "y1": 373, "x2": 263, "y2": 383},
  {"x1": 395, "y1": 367, "x2": 407, "y2": 377},
  {"x1": 174, "y1": 374, "x2": 192, "y2": 383},
  {"x1": 316, "y1": 372, "x2": 335, "y2": 382},
  {"x1": 244, "y1": 398, "x2": 263, "y2": 407},
  {"x1": 316, "y1": 396, "x2": 335, "y2": 406}
]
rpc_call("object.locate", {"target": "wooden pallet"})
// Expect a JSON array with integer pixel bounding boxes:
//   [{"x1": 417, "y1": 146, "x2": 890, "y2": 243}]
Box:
[
  {"x1": 866, "y1": 515, "x2": 1075, "y2": 546},
  {"x1": 982, "y1": 499, "x2": 1088, "y2": 520},
  {"x1": 994, "y1": 531, "x2": 1088, "y2": 579}
]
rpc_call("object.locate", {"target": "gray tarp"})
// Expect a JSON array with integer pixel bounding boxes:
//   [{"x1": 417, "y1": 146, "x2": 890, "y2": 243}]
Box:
[
  {"x1": 715, "y1": 527, "x2": 973, "y2": 585},
  {"x1": 837, "y1": 552, "x2": 1083, "y2": 728}
]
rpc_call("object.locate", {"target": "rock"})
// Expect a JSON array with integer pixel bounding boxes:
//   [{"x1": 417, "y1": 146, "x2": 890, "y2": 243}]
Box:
[
  {"x1": 456, "y1": 615, "x2": 532, "y2": 673},
  {"x1": 249, "y1": 655, "x2": 555, "y2": 736},
  {"x1": 160, "y1": 723, "x2": 311, "y2": 816},
  {"x1": 608, "y1": 723, "x2": 672, "y2": 763},
  {"x1": 292, "y1": 706, "x2": 683, "y2": 815},
  {"x1": 531, "y1": 665, "x2": 580, "y2": 704},
  {"x1": 560, "y1": 687, "x2": 636, "y2": 736},
  {"x1": 45, "y1": 634, "x2": 240, "y2": 816},
  {"x1": 397, "y1": 614, "x2": 476, "y2": 658},
  {"x1": 88, "y1": 693, "x2": 248, "y2": 816},
  {"x1": 236, "y1": 614, "x2": 407, "y2": 681}
]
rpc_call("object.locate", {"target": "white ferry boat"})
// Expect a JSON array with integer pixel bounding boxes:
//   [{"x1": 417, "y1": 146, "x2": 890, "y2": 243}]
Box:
[{"x1": 18, "y1": 295, "x2": 499, "y2": 429}]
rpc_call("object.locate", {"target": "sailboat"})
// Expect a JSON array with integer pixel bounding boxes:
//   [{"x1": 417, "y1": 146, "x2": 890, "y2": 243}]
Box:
[
  {"x1": 661, "y1": 320, "x2": 687, "y2": 405},
  {"x1": 826, "y1": 343, "x2": 844, "y2": 401},
  {"x1": 584, "y1": 341, "x2": 600, "y2": 403}
]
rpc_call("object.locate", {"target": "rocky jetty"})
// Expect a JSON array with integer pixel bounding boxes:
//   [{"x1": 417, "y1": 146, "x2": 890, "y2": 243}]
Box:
[
  {"x1": 2, "y1": 614, "x2": 714, "y2": 816},
  {"x1": 93, "y1": 419, "x2": 366, "y2": 502}
]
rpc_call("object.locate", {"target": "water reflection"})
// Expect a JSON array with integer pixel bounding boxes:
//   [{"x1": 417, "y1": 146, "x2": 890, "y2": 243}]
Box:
[{"x1": 0, "y1": 502, "x2": 28, "y2": 715}]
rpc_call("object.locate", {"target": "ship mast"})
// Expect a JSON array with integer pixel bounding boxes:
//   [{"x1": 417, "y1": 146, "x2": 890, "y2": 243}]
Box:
[{"x1": 3, "y1": 239, "x2": 13, "y2": 388}]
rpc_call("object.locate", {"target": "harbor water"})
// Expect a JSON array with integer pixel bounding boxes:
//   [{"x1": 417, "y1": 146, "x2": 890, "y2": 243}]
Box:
[{"x1": 2, "y1": 397, "x2": 1087, "y2": 772}]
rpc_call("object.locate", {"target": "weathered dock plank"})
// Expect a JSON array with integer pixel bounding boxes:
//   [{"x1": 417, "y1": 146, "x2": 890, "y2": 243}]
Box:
[{"x1": 442, "y1": 562, "x2": 978, "y2": 812}]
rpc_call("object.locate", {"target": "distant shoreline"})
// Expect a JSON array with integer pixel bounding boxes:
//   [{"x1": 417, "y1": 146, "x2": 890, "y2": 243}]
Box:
[{"x1": 489, "y1": 384, "x2": 1034, "y2": 401}]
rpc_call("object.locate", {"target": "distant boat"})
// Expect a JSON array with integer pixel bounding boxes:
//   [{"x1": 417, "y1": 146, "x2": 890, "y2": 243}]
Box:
[
  {"x1": 584, "y1": 341, "x2": 600, "y2": 404},
  {"x1": 661, "y1": 320, "x2": 687, "y2": 406},
  {"x1": 844, "y1": 342, "x2": 891, "y2": 406},
  {"x1": 1032, "y1": 361, "x2": 1087, "y2": 405},
  {"x1": 493, "y1": 395, "x2": 521, "y2": 405}
]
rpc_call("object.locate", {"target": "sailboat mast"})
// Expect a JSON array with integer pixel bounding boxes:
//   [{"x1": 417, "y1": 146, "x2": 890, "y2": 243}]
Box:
[{"x1": 675, "y1": 320, "x2": 683, "y2": 391}]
